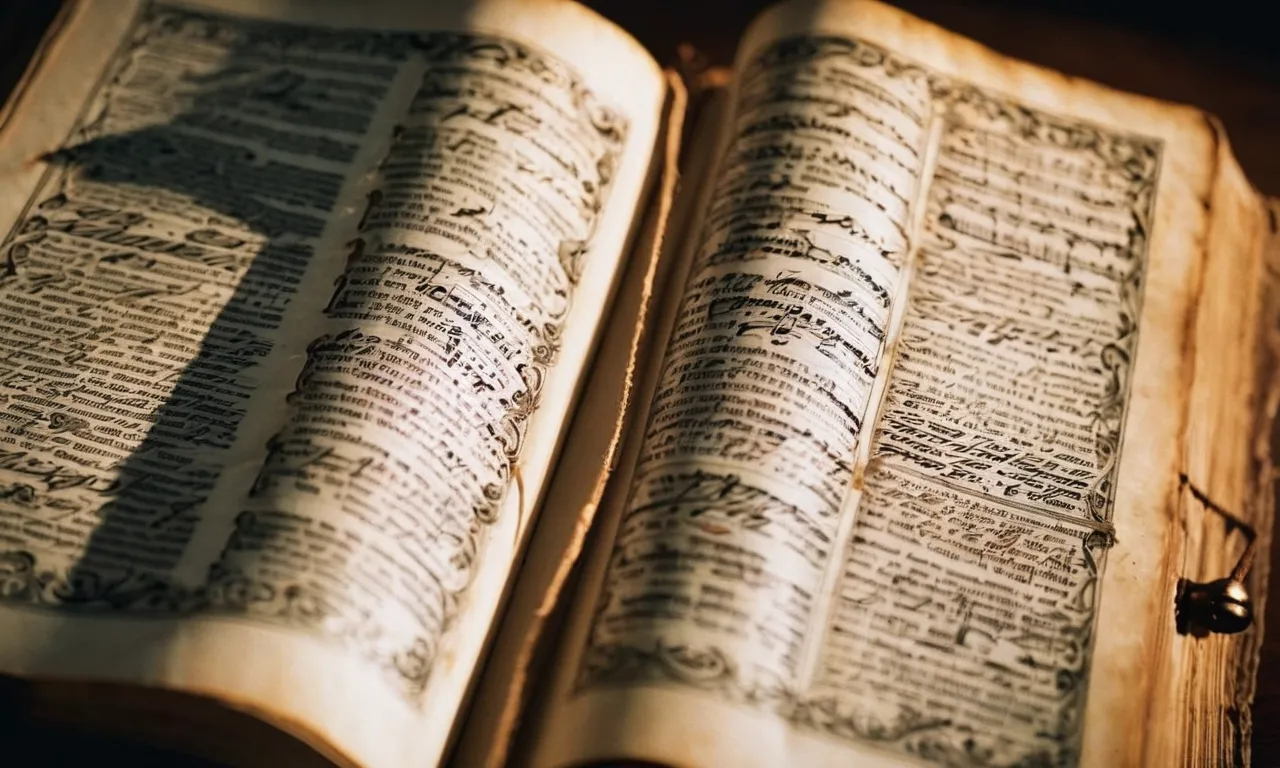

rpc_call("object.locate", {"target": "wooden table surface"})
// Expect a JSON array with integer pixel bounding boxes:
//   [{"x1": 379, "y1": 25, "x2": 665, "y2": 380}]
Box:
[{"x1": 1, "y1": 1, "x2": 1278, "y2": 764}]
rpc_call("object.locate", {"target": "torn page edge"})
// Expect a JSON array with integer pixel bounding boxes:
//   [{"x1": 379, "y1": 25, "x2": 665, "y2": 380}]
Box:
[
  {"x1": 1234, "y1": 194, "x2": 1280, "y2": 766},
  {"x1": 1171, "y1": 119, "x2": 1277, "y2": 766}
]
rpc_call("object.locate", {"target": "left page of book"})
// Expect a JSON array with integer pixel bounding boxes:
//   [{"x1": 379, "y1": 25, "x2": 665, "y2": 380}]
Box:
[{"x1": 0, "y1": 2, "x2": 665, "y2": 767}]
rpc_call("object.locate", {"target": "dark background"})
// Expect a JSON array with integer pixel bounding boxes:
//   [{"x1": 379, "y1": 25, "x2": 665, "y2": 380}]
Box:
[{"x1": 2, "y1": 0, "x2": 1279, "y2": 764}]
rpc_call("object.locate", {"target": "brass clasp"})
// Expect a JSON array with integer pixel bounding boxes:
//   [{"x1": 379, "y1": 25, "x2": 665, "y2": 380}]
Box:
[{"x1": 1175, "y1": 474, "x2": 1257, "y2": 636}]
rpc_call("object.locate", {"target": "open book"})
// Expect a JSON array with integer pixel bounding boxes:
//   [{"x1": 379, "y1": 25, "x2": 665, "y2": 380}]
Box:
[{"x1": 0, "y1": 0, "x2": 1276, "y2": 765}]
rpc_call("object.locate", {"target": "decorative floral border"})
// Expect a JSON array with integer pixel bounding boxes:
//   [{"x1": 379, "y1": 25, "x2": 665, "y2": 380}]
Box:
[
  {"x1": 574, "y1": 33, "x2": 1160, "y2": 768},
  {"x1": 0, "y1": 2, "x2": 628, "y2": 703}
]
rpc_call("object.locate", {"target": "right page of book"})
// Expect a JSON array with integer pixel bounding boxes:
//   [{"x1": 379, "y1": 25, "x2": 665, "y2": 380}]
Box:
[{"x1": 524, "y1": 1, "x2": 1271, "y2": 766}]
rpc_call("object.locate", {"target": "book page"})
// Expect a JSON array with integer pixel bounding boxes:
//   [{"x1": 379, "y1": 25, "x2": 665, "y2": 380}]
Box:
[
  {"x1": 449, "y1": 68, "x2": 691, "y2": 768},
  {"x1": 525, "y1": 1, "x2": 1254, "y2": 767},
  {"x1": 0, "y1": 1, "x2": 664, "y2": 767}
]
